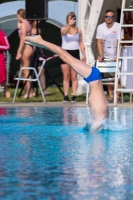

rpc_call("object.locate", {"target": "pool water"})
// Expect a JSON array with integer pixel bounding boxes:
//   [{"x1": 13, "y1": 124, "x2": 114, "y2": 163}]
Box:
[{"x1": 0, "y1": 107, "x2": 133, "y2": 200}]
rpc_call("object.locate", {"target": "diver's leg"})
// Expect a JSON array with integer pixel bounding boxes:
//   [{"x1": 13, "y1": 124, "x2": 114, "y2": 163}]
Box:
[{"x1": 25, "y1": 36, "x2": 109, "y2": 121}]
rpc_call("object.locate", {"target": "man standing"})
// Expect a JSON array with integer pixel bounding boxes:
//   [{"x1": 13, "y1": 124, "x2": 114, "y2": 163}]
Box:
[
  {"x1": 129, "y1": 0, "x2": 133, "y2": 8},
  {"x1": 96, "y1": 10, "x2": 123, "y2": 103}
]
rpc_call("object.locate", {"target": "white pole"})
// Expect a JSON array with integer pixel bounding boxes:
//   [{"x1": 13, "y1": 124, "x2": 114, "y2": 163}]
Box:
[{"x1": 77, "y1": 0, "x2": 104, "y2": 97}]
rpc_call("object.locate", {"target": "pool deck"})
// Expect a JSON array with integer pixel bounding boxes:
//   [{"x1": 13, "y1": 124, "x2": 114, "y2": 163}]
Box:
[{"x1": 0, "y1": 102, "x2": 133, "y2": 108}]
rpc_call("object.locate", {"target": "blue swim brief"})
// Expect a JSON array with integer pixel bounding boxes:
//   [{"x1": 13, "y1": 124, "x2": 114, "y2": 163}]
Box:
[{"x1": 84, "y1": 67, "x2": 102, "y2": 83}]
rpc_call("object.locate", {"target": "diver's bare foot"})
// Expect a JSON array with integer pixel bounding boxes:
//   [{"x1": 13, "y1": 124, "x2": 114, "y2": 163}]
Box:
[
  {"x1": 25, "y1": 35, "x2": 42, "y2": 44},
  {"x1": 24, "y1": 35, "x2": 45, "y2": 49}
]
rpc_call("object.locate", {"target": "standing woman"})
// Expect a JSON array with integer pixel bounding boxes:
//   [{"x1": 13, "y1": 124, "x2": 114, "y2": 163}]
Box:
[
  {"x1": 16, "y1": 9, "x2": 35, "y2": 98},
  {"x1": 30, "y1": 20, "x2": 51, "y2": 95},
  {"x1": 0, "y1": 29, "x2": 10, "y2": 98},
  {"x1": 61, "y1": 12, "x2": 86, "y2": 102}
]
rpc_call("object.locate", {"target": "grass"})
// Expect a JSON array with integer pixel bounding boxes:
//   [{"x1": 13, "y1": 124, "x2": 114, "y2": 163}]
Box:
[
  {"x1": 0, "y1": 85, "x2": 132, "y2": 103},
  {"x1": 0, "y1": 86, "x2": 86, "y2": 103}
]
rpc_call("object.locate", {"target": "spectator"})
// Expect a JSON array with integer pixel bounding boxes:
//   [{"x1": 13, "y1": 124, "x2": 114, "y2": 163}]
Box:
[
  {"x1": 129, "y1": 1, "x2": 133, "y2": 8},
  {"x1": 16, "y1": 9, "x2": 35, "y2": 98},
  {"x1": 0, "y1": 28, "x2": 10, "y2": 98},
  {"x1": 96, "y1": 9, "x2": 123, "y2": 103},
  {"x1": 30, "y1": 20, "x2": 51, "y2": 96},
  {"x1": 60, "y1": 12, "x2": 86, "y2": 102}
]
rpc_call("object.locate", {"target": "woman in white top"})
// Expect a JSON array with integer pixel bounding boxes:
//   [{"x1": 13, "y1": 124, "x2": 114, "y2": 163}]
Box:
[{"x1": 61, "y1": 12, "x2": 86, "y2": 102}]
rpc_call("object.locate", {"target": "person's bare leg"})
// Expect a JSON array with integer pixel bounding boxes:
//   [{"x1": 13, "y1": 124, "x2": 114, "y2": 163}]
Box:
[
  {"x1": 107, "y1": 84, "x2": 114, "y2": 99},
  {"x1": 61, "y1": 64, "x2": 70, "y2": 96},
  {"x1": 25, "y1": 35, "x2": 109, "y2": 124},
  {"x1": 38, "y1": 66, "x2": 51, "y2": 95},
  {"x1": 38, "y1": 66, "x2": 46, "y2": 90},
  {"x1": 25, "y1": 35, "x2": 91, "y2": 77},
  {"x1": 117, "y1": 80, "x2": 121, "y2": 98},
  {"x1": 2, "y1": 81, "x2": 10, "y2": 98},
  {"x1": 20, "y1": 59, "x2": 31, "y2": 96},
  {"x1": 107, "y1": 80, "x2": 121, "y2": 100},
  {"x1": 21, "y1": 46, "x2": 35, "y2": 97},
  {"x1": 71, "y1": 68, "x2": 78, "y2": 96}
]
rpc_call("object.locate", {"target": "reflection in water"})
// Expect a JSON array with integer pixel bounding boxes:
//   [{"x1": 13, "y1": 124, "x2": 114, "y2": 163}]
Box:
[
  {"x1": 62, "y1": 107, "x2": 78, "y2": 126},
  {"x1": 0, "y1": 108, "x2": 7, "y2": 116},
  {"x1": 0, "y1": 107, "x2": 133, "y2": 199}
]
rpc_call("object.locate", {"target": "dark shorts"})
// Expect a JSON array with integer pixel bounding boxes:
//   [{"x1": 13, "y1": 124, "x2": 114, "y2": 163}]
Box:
[{"x1": 60, "y1": 49, "x2": 80, "y2": 65}]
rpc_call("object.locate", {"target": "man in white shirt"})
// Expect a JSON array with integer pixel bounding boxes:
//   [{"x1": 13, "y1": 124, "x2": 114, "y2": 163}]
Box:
[
  {"x1": 96, "y1": 10, "x2": 123, "y2": 103},
  {"x1": 129, "y1": 0, "x2": 133, "y2": 8}
]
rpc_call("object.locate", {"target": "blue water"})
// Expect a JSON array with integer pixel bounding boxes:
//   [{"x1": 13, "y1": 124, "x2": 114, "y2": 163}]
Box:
[{"x1": 0, "y1": 107, "x2": 133, "y2": 200}]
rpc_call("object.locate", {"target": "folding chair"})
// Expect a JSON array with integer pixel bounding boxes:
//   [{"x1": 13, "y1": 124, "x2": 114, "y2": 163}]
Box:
[
  {"x1": 86, "y1": 59, "x2": 118, "y2": 104},
  {"x1": 96, "y1": 59, "x2": 123, "y2": 101},
  {"x1": 97, "y1": 59, "x2": 117, "y2": 83},
  {"x1": 12, "y1": 55, "x2": 57, "y2": 103},
  {"x1": 97, "y1": 60, "x2": 133, "y2": 103}
]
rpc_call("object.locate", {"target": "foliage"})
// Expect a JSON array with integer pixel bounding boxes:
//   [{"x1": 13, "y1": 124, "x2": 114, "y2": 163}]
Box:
[{"x1": 0, "y1": 85, "x2": 131, "y2": 103}]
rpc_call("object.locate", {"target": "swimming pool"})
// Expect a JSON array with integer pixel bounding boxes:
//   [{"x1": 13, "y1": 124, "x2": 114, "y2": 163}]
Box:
[{"x1": 0, "y1": 106, "x2": 133, "y2": 199}]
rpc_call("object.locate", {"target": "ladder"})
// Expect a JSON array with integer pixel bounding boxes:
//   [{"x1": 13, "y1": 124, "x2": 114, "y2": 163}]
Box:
[{"x1": 114, "y1": 0, "x2": 133, "y2": 105}]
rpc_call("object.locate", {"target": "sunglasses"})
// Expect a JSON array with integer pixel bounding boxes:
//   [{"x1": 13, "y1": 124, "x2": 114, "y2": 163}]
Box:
[{"x1": 105, "y1": 15, "x2": 114, "y2": 19}]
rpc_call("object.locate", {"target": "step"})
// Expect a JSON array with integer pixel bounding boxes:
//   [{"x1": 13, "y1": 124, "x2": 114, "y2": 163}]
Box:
[
  {"x1": 116, "y1": 73, "x2": 133, "y2": 75},
  {"x1": 118, "y1": 57, "x2": 133, "y2": 59},
  {"x1": 119, "y1": 40, "x2": 133, "y2": 43},
  {"x1": 115, "y1": 89, "x2": 133, "y2": 92},
  {"x1": 121, "y1": 25, "x2": 133, "y2": 27},
  {"x1": 123, "y1": 9, "x2": 133, "y2": 11}
]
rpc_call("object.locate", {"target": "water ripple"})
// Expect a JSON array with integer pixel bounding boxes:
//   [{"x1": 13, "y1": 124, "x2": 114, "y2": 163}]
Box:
[{"x1": 0, "y1": 107, "x2": 133, "y2": 199}]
